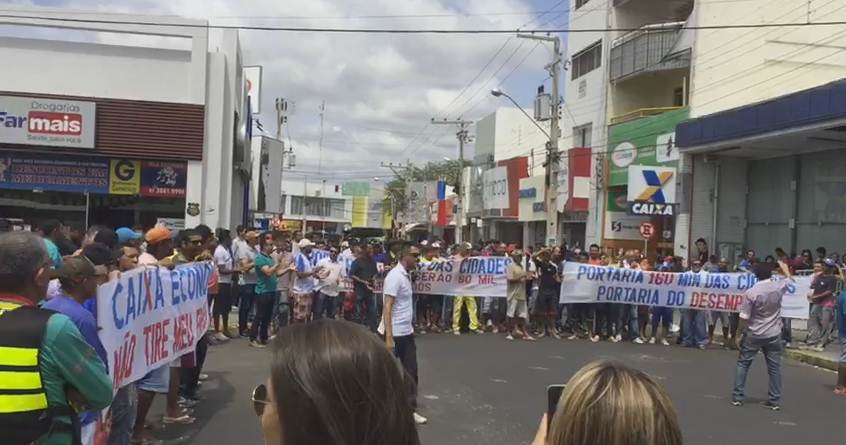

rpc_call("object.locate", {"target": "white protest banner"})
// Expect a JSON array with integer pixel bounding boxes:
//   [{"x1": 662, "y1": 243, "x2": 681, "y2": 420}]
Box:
[
  {"x1": 413, "y1": 257, "x2": 510, "y2": 297},
  {"x1": 482, "y1": 166, "x2": 509, "y2": 210},
  {"x1": 97, "y1": 262, "x2": 213, "y2": 391},
  {"x1": 559, "y1": 262, "x2": 811, "y2": 319},
  {"x1": 304, "y1": 251, "x2": 512, "y2": 296}
]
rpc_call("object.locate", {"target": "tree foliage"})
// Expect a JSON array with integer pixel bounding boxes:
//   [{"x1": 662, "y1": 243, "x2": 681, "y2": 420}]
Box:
[{"x1": 384, "y1": 159, "x2": 469, "y2": 214}]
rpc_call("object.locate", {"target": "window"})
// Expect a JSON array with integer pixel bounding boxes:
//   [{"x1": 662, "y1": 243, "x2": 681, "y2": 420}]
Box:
[
  {"x1": 573, "y1": 123, "x2": 592, "y2": 148},
  {"x1": 673, "y1": 87, "x2": 685, "y2": 107},
  {"x1": 571, "y1": 41, "x2": 602, "y2": 80},
  {"x1": 575, "y1": 0, "x2": 590, "y2": 9},
  {"x1": 290, "y1": 196, "x2": 347, "y2": 218}
]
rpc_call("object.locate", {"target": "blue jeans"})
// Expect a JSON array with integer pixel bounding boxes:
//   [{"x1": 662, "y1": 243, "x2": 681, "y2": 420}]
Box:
[
  {"x1": 107, "y1": 383, "x2": 137, "y2": 445},
  {"x1": 617, "y1": 305, "x2": 640, "y2": 340},
  {"x1": 355, "y1": 287, "x2": 377, "y2": 332},
  {"x1": 238, "y1": 285, "x2": 255, "y2": 334},
  {"x1": 313, "y1": 292, "x2": 338, "y2": 319},
  {"x1": 732, "y1": 335, "x2": 783, "y2": 404},
  {"x1": 682, "y1": 310, "x2": 708, "y2": 347}
]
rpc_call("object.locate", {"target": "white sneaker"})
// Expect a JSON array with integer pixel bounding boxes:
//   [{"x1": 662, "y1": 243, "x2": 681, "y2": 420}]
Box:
[
  {"x1": 590, "y1": 335, "x2": 600, "y2": 343},
  {"x1": 413, "y1": 412, "x2": 428, "y2": 425},
  {"x1": 648, "y1": 337, "x2": 656, "y2": 344},
  {"x1": 614, "y1": 334, "x2": 622, "y2": 342},
  {"x1": 567, "y1": 334, "x2": 577, "y2": 340},
  {"x1": 633, "y1": 337, "x2": 645, "y2": 344},
  {"x1": 661, "y1": 338, "x2": 670, "y2": 346},
  {"x1": 453, "y1": 331, "x2": 461, "y2": 336},
  {"x1": 506, "y1": 334, "x2": 515, "y2": 341},
  {"x1": 214, "y1": 332, "x2": 229, "y2": 342},
  {"x1": 609, "y1": 335, "x2": 619, "y2": 343}
]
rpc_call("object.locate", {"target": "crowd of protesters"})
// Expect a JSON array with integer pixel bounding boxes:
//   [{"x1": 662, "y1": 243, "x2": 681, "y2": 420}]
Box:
[{"x1": 1, "y1": 216, "x2": 845, "y2": 444}]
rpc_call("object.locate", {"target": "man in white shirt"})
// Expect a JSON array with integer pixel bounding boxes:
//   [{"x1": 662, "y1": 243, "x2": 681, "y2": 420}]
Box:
[
  {"x1": 382, "y1": 245, "x2": 427, "y2": 425},
  {"x1": 314, "y1": 246, "x2": 343, "y2": 319},
  {"x1": 236, "y1": 231, "x2": 259, "y2": 336},
  {"x1": 292, "y1": 238, "x2": 317, "y2": 323},
  {"x1": 213, "y1": 232, "x2": 236, "y2": 340}
]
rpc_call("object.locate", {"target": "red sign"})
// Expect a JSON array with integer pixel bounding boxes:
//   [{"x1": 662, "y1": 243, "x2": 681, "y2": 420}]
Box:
[
  {"x1": 27, "y1": 111, "x2": 83, "y2": 135},
  {"x1": 639, "y1": 222, "x2": 655, "y2": 239}
]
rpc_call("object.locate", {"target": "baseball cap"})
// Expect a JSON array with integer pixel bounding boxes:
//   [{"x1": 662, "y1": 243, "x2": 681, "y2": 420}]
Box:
[
  {"x1": 52, "y1": 255, "x2": 107, "y2": 279},
  {"x1": 82, "y1": 242, "x2": 122, "y2": 266},
  {"x1": 823, "y1": 258, "x2": 837, "y2": 268},
  {"x1": 245, "y1": 231, "x2": 260, "y2": 241},
  {"x1": 116, "y1": 227, "x2": 143, "y2": 244},
  {"x1": 145, "y1": 227, "x2": 172, "y2": 244},
  {"x1": 298, "y1": 238, "x2": 315, "y2": 248}
]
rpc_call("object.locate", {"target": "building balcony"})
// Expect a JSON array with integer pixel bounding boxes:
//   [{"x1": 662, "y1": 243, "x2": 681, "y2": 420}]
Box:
[{"x1": 609, "y1": 21, "x2": 691, "y2": 83}]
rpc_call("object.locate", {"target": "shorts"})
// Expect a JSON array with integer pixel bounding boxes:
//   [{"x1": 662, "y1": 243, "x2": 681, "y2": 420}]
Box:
[
  {"x1": 507, "y1": 298, "x2": 529, "y2": 319},
  {"x1": 292, "y1": 292, "x2": 313, "y2": 321},
  {"x1": 535, "y1": 289, "x2": 558, "y2": 315},
  {"x1": 137, "y1": 365, "x2": 169, "y2": 393},
  {"x1": 213, "y1": 282, "x2": 233, "y2": 317}
]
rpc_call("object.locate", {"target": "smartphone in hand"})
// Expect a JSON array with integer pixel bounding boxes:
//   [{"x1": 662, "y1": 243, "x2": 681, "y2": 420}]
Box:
[{"x1": 547, "y1": 384, "x2": 566, "y2": 431}]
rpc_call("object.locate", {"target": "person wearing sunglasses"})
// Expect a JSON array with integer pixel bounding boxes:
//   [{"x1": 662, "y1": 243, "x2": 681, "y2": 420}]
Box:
[
  {"x1": 251, "y1": 320, "x2": 420, "y2": 445},
  {"x1": 381, "y1": 245, "x2": 427, "y2": 425}
]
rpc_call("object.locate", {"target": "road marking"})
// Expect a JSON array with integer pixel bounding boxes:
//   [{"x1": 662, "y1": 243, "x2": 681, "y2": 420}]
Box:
[
  {"x1": 529, "y1": 366, "x2": 550, "y2": 371},
  {"x1": 774, "y1": 421, "x2": 798, "y2": 427},
  {"x1": 490, "y1": 378, "x2": 508, "y2": 384},
  {"x1": 703, "y1": 394, "x2": 724, "y2": 400},
  {"x1": 423, "y1": 394, "x2": 440, "y2": 400},
  {"x1": 548, "y1": 355, "x2": 565, "y2": 360}
]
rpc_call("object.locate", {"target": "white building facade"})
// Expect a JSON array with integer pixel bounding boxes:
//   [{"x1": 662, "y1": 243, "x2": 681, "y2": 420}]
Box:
[{"x1": 0, "y1": 9, "x2": 251, "y2": 231}]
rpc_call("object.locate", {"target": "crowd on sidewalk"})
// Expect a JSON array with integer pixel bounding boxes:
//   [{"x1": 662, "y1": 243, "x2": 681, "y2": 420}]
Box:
[{"x1": 1, "y1": 216, "x2": 845, "y2": 444}]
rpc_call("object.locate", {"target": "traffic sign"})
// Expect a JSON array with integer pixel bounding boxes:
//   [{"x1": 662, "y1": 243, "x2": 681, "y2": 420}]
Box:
[{"x1": 639, "y1": 222, "x2": 655, "y2": 239}]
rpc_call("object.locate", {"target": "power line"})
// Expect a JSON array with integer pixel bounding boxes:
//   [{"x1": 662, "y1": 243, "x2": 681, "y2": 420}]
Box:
[{"x1": 5, "y1": 13, "x2": 846, "y2": 33}]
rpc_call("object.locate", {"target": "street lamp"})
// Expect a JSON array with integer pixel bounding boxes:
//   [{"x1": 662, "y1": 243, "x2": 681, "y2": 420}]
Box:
[{"x1": 490, "y1": 88, "x2": 550, "y2": 138}]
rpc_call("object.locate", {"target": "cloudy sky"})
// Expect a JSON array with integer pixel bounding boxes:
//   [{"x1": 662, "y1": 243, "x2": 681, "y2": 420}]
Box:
[{"x1": 2, "y1": 0, "x2": 570, "y2": 182}]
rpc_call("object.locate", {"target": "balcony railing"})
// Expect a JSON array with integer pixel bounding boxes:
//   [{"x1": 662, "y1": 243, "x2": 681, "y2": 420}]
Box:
[{"x1": 609, "y1": 21, "x2": 690, "y2": 82}]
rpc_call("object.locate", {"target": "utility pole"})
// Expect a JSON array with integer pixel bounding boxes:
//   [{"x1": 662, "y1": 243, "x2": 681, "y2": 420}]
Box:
[
  {"x1": 380, "y1": 160, "x2": 414, "y2": 239},
  {"x1": 275, "y1": 97, "x2": 292, "y2": 221},
  {"x1": 317, "y1": 100, "x2": 326, "y2": 175},
  {"x1": 302, "y1": 175, "x2": 308, "y2": 237},
  {"x1": 518, "y1": 33, "x2": 561, "y2": 246},
  {"x1": 431, "y1": 118, "x2": 472, "y2": 243}
]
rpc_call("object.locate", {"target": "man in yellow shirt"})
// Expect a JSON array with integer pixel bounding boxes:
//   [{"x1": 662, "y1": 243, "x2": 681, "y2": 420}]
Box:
[{"x1": 451, "y1": 243, "x2": 483, "y2": 335}]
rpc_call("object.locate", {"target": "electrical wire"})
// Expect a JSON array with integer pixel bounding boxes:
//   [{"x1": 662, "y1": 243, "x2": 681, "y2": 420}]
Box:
[{"x1": 5, "y1": 13, "x2": 846, "y2": 33}]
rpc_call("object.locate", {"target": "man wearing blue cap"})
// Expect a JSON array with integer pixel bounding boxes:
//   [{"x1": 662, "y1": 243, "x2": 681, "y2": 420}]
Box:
[{"x1": 116, "y1": 227, "x2": 143, "y2": 248}]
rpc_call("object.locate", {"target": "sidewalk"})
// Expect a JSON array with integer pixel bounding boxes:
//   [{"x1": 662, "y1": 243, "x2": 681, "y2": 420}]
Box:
[{"x1": 784, "y1": 329, "x2": 841, "y2": 371}]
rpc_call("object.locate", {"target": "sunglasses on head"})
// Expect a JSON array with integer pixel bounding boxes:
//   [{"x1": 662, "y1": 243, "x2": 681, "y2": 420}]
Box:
[{"x1": 251, "y1": 383, "x2": 271, "y2": 416}]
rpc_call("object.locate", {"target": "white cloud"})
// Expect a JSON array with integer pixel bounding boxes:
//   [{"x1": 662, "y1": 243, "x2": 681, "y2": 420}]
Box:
[{"x1": 3, "y1": 0, "x2": 559, "y2": 179}]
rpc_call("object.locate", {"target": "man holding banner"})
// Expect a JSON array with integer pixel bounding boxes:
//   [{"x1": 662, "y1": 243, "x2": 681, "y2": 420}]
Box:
[{"x1": 731, "y1": 260, "x2": 793, "y2": 411}]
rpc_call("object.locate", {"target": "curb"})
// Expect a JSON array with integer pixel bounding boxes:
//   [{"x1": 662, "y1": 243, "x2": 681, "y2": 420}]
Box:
[{"x1": 785, "y1": 349, "x2": 839, "y2": 371}]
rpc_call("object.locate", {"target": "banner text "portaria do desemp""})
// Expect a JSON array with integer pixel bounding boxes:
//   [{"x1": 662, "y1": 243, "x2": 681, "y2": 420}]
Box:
[
  {"x1": 96, "y1": 262, "x2": 213, "y2": 391},
  {"x1": 559, "y1": 262, "x2": 811, "y2": 319}
]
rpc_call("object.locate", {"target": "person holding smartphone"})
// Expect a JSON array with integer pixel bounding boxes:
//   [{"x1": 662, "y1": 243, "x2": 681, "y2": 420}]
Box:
[{"x1": 531, "y1": 361, "x2": 682, "y2": 445}]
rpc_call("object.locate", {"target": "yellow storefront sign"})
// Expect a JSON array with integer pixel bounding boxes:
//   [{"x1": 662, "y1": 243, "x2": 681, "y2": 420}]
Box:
[{"x1": 109, "y1": 159, "x2": 140, "y2": 195}]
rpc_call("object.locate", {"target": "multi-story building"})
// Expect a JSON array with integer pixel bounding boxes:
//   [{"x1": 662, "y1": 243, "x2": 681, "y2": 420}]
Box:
[
  {"x1": 0, "y1": 9, "x2": 251, "y2": 231},
  {"x1": 678, "y1": 0, "x2": 846, "y2": 260},
  {"x1": 567, "y1": 0, "x2": 846, "y2": 261}
]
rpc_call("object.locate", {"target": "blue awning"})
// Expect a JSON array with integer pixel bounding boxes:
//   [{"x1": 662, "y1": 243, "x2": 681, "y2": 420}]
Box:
[{"x1": 677, "y1": 79, "x2": 846, "y2": 151}]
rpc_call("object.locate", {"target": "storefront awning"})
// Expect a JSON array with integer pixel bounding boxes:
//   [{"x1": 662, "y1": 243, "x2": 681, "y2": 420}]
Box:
[{"x1": 676, "y1": 79, "x2": 846, "y2": 158}]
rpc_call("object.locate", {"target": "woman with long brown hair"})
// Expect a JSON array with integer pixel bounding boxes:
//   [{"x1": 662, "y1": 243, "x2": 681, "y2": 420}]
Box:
[
  {"x1": 252, "y1": 319, "x2": 420, "y2": 445},
  {"x1": 533, "y1": 360, "x2": 683, "y2": 445}
]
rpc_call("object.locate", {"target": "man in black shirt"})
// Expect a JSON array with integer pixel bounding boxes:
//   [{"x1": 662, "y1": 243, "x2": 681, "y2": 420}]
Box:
[
  {"x1": 534, "y1": 249, "x2": 561, "y2": 339},
  {"x1": 349, "y1": 244, "x2": 379, "y2": 332}
]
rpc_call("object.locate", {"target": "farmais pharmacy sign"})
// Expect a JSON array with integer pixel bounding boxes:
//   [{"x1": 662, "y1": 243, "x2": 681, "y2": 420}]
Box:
[{"x1": 0, "y1": 96, "x2": 96, "y2": 149}]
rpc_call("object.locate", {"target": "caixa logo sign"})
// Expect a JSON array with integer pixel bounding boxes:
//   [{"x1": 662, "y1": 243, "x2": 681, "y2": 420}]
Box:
[{"x1": 0, "y1": 96, "x2": 95, "y2": 148}]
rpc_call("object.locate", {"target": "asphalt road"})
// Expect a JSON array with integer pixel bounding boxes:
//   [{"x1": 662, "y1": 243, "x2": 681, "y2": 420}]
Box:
[{"x1": 149, "y1": 330, "x2": 842, "y2": 445}]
